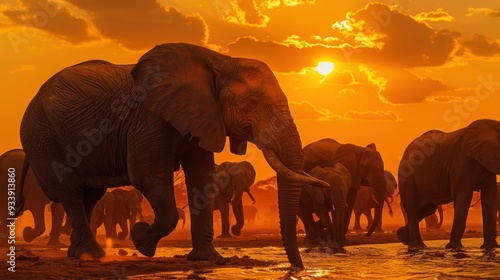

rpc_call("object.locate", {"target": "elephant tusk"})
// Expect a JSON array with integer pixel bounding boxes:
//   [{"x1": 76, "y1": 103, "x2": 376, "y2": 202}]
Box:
[
  {"x1": 262, "y1": 148, "x2": 330, "y2": 188},
  {"x1": 247, "y1": 190, "x2": 256, "y2": 204}
]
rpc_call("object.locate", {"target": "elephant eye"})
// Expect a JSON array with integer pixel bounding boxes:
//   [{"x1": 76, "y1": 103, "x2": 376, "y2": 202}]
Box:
[{"x1": 245, "y1": 96, "x2": 259, "y2": 110}]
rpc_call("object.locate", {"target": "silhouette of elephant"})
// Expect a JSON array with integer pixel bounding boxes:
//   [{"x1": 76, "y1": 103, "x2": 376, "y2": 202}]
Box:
[
  {"x1": 0, "y1": 149, "x2": 66, "y2": 247},
  {"x1": 397, "y1": 120, "x2": 500, "y2": 250},
  {"x1": 352, "y1": 171, "x2": 397, "y2": 232},
  {"x1": 243, "y1": 205, "x2": 259, "y2": 224},
  {"x1": 111, "y1": 188, "x2": 144, "y2": 240},
  {"x1": 89, "y1": 192, "x2": 115, "y2": 239},
  {"x1": 213, "y1": 161, "x2": 256, "y2": 238}
]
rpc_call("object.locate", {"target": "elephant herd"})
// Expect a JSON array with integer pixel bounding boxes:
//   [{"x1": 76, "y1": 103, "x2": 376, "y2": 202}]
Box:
[{"x1": 1, "y1": 43, "x2": 499, "y2": 269}]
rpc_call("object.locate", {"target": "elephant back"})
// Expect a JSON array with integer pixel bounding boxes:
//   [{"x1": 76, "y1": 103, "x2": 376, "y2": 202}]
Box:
[{"x1": 303, "y1": 138, "x2": 341, "y2": 172}]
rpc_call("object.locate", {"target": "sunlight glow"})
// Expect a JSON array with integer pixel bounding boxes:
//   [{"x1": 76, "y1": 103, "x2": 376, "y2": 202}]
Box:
[{"x1": 315, "y1": 62, "x2": 335, "y2": 76}]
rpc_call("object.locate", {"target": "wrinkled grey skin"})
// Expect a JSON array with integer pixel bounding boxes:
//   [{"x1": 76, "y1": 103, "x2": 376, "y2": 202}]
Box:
[
  {"x1": 0, "y1": 149, "x2": 65, "y2": 247},
  {"x1": 20, "y1": 43, "x2": 327, "y2": 268},
  {"x1": 298, "y1": 163, "x2": 351, "y2": 248},
  {"x1": 90, "y1": 192, "x2": 115, "y2": 239},
  {"x1": 111, "y1": 188, "x2": 144, "y2": 240},
  {"x1": 302, "y1": 139, "x2": 387, "y2": 238},
  {"x1": 243, "y1": 205, "x2": 259, "y2": 224},
  {"x1": 397, "y1": 119, "x2": 500, "y2": 250},
  {"x1": 353, "y1": 171, "x2": 397, "y2": 232},
  {"x1": 214, "y1": 161, "x2": 256, "y2": 238}
]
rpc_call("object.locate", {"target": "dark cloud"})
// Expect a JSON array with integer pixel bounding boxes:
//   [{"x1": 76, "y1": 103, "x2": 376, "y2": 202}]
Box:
[
  {"x1": 463, "y1": 34, "x2": 500, "y2": 56},
  {"x1": 3, "y1": 0, "x2": 95, "y2": 43},
  {"x1": 360, "y1": 66, "x2": 449, "y2": 104},
  {"x1": 68, "y1": 0, "x2": 207, "y2": 49}
]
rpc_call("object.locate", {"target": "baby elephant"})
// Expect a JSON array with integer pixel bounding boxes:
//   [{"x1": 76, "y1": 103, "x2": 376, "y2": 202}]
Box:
[{"x1": 298, "y1": 163, "x2": 351, "y2": 249}]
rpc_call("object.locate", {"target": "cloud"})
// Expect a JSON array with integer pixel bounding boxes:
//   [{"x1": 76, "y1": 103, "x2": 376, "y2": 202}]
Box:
[
  {"x1": 67, "y1": 0, "x2": 207, "y2": 49},
  {"x1": 359, "y1": 65, "x2": 449, "y2": 104},
  {"x1": 9, "y1": 64, "x2": 36, "y2": 74},
  {"x1": 3, "y1": 0, "x2": 95, "y2": 43},
  {"x1": 321, "y1": 70, "x2": 355, "y2": 85},
  {"x1": 289, "y1": 100, "x2": 341, "y2": 121},
  {"x1": 462, "y1": 34, "x2": 500, "y2": 56},
  {"x1": 224, "y1": 0, "x2": 269, "y2": 27},
  {"x1": 336, "y1": 3, "x2": 461, "y2": 67},
  {"x1": 343, "y1": 110, "x2": 400, "y2": 121},
  {"x1": 414, "y1": 9, "x2": 454, "y2": 22},
  {"x1": 466, "y1": 8, "x2": 500, "y2": 17},
  {"x1": 338, "y1": 88, "x2": 357, "y2": 96}
]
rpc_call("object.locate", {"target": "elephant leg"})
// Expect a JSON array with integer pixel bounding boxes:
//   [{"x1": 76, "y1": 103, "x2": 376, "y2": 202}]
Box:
[
  {"x1": 217, "y1": 205, "x2": 232, "y2": 238},
  {"x1": 344, "y1": 188, "x2": 357, "y2": 233},
  {"x1": 365, "y1": 210, "x2": 373, "y2": 231},
  {"x1": 89, "y1": 211, "x2": 103, "y2": 238},
  {"x1": 47, "y1": 202, "x2": 65, "y2": 246},
  {"x1": 117, "y1": 218, "x2": 128, "y2": 240},
  {"x1": 479, "y1": 181, "x2": 500, "y2": 249},
  {"x1": 182, "y1": 147, "x2": 220, "y2": 261},
  {"x1": 446, "y1": 191, "x2": 473, "y2": 250},
  {"x1": 353, "y1": 211, "x2": 362, "y2": 231},
  {"x1": 23, "y1": 205, "x2": 46, "y2": 243}
]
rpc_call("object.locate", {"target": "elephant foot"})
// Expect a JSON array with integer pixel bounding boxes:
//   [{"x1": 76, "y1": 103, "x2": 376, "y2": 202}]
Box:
[
  {"x1": 480, "y1": 240, "x2": 500, "y2": 250},
  {"x1": 187, "y1": 244, "x2": 220, "y2": 261},
  {"x1": 408, "y1": 240, "x2": 427, "y2": 251},
  {"x1": 117, "y1": 232, "x2": 127, "y2": 240},
  {"x1": 445, "y1": 240, "x2": 464, "y2": 250},
  {"x1": 131, "y1": 222, "x2": 162, "y2": 257},
  {"x1": 396, "y1": 227, "x2": 409, "y2": 245},
  {"x1": 231, "y1": 225, "x2": 242, "y2": 237},
  {"x1": 47, "y1": 238, "x2": 63, "y2": 247},
  {"x1": 23, "y1": 226, "x2": 43, "y2": 243},
  {"x1": 374, "y1": 227, "x2": 384, "y2": 233},
  {"x1": 216, "y1": 233, "x2": 233, "y2": 238},
  {"x1": 68, "y1": 238, "x2": 105, "y2": 259}
]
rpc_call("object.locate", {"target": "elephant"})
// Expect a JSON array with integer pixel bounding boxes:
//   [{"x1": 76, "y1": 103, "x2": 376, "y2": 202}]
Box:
[
  {"x1": 302, "y1": 139, "x2": 387, "y2": 238},
  {"x1": 397, "y1": 119, "x2": 500, "y2": 250},
  {"x1": 177, "y1": 206, "x2": 186, "y2": 228},
  {"x1": 19, "y1": 43, "x2": 327, "y2": 268},
  {"x1": 89, "y1": 192, "x2": 115, "y2": 239},
  {"x1": 497, "y1": 182, "x2": 500, "y2": 227},
  {"x1": 0, "y1": 149, "x2": 65, "y2": 246},
  {"x1": 298, "y1": 163, "x2": 351, "y2": 248},
  {"x1": 111, "y1": 188, "x2": 144, "y2": 240},
  {"x1": 243, "y1": 205, "x2": 259, "y2": 224},
  {"x1": 352, "y1": 170, "x2": 397, "y2": 232},
  {"x1": 213, "y1": 161, "x2": 256, "y2": 238}
]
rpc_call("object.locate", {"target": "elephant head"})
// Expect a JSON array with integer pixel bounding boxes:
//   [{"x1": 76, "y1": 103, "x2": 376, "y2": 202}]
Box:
[
  {"x1": 461, "y1": 119, "x2": 500, "y2": 174},
  {"x1": 131, "y1": 43, "x2": 328, "y2": 268},
  {"x1": 215, "y1": 161, "x2": 256, "y2": 236}
]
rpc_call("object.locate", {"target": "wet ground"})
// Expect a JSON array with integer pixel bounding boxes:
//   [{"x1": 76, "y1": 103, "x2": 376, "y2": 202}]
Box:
[{"x1": 2, "y1": 225, "x2": 499, "y2": 279}]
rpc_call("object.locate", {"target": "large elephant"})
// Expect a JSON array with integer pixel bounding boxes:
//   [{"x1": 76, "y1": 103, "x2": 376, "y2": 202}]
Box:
[
  {"x1": 302, "y1": 139, "x2": 387, "y2": 237},
  {"x1": 352, "y1": 170, "x2": 397, "y2": 232},
  {"x1": 298, "y1": 163, "x2": 351, "y2": 248},
  {"x1": 19, "y1": 43, "x2": 327, "y2": 268},
  {"x1": 397, "y1": 119, "x2": 500, "y2": 250},
  {"x1": 111, "y1": 188, "x2": 144, "y2": 240},
  {"x1": 214, "y1": 161, "x2": 256, "y2": 238},
  {"x1": 0, "y1": 149, "x2": 65, "y2": 246},
  {"x1": 89, "y1": 192, "x2": 115, "y2": 239}
]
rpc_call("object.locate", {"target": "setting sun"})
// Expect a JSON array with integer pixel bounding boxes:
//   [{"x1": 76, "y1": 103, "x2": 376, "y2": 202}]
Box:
[{"x1": 315, "y1": 62, "x2": 335, "y2": 76}]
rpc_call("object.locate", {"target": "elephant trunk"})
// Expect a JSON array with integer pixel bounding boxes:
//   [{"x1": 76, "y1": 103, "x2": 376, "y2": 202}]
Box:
[
  {"x1": 366, "y1": 187, "x2": 386, "y2": 237},
  {"x1": 247, "y1": 190, "x2": 256, "y2": 204},
  {"x1": 437, "y1": 205, "x2": 444, "y2": 229},
  {"x1": 231, "y1": 197, "x2": 244, "y2": 236},
  {"x1": 262, "y1": 132, "x2": 308, "y2": 269}
]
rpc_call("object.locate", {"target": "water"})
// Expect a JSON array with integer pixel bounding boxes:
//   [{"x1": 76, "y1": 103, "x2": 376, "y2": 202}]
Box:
[{"x1": 115, "y1": 238, "x2": 500, "y2": 279}]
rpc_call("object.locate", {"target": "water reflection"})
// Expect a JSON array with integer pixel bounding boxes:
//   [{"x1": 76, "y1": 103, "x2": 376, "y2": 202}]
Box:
[{"x1": 125, "y1": 238, "x2": 499, "y2": 279}]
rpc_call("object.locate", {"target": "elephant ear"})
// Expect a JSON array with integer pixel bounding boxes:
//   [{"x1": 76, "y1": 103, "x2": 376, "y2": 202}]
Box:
[
  {"x1": 240, "y1": 161, "x2": 256, "y2": 186},
  {"x1": 462, "y1": 119, "x2": 500, "y2": 174},
  {"x1": 131, "y1": 44, "x2": 226, "y2": 152},
  {"x1": 216, "y1": 162, "x2": 233, "y2": 196}
]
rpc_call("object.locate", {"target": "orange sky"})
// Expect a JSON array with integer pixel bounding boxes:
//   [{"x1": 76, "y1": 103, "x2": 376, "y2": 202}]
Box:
[{"x1": 1, "y1": 0, "x2": 499, "y2": 181}]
